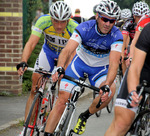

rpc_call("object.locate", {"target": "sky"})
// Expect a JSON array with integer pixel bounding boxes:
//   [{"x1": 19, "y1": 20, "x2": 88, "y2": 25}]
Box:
[{"x1": 64, "y1": 0, "x2": 101, "y2": 19}]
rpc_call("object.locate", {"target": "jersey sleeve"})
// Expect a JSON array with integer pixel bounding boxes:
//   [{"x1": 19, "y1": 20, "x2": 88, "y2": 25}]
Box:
[
  {"x1": 135, "y1": 15, "x2": 149, "y2": 32},
  {"x1": 136, "y1": 23, "x2": 150, "y2": 53},
  {"x1": 70, "y1": 30, "x2": 82, "y2": 43},
  {"x1": 31, "y1": 15, "x2": 50, "y2": 37},
  {"x1": 111, "y1": 29, "x2": 123, "y2": 52}
]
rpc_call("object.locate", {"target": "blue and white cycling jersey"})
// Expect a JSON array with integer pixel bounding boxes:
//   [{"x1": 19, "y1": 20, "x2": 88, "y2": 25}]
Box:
[{"x1": 70, "y1": 20, "x2": 123, "y2": 67}]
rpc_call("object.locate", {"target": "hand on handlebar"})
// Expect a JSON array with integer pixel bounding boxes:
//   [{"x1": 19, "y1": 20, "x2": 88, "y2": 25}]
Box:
[
  {"x1": 52, "y1": 66, "x2": 65, "y2": 82},
  {"x1": 100, "y1": 85, "x2": 111, "y2": 102},
  {"x1": 127, "y1": 90, "x2": 142, "y2": 108},
  {"x1": 16, "y1": 62, "x2": 28, "y2": 76}
]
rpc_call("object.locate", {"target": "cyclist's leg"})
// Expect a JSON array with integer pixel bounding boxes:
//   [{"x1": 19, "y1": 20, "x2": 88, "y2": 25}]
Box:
[
  {"x1": 74, "y1": 65, "x2": 115, "y2": 134},
  {"x1": 44, "y1": 55, "x2": 85, "y2": 134},
  {"x1": 44, "y1": 90, "x2": 72, "y2": 133},
  {"x1": 24, "y1": 72, "x2": 41, "y2": 121},
  {"x1": 104, "y1": 69, "x2": 137, "y2": 136}
]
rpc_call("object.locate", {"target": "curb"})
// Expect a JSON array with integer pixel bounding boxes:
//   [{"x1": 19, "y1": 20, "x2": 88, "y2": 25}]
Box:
[
  {"x1": 0, "y1": 117, "x2": 24, "y2": 131},
  {"x1": 0, "y1": 89, "x2": 92, "y2": 132}
]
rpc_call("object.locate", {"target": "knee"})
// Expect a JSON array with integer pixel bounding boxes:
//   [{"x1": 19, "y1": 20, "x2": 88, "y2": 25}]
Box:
[
  {"x1": 113, "y1": 107, "x2": 135, "y2": 134},
  {"x1": 54, "y1": 91, "x2": 70, "y2": 113}
]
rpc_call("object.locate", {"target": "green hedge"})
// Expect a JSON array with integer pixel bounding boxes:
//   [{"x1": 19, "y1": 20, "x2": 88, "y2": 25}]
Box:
[{"x1": 22, "y1": 0, "x2": 49, "y2": 93}]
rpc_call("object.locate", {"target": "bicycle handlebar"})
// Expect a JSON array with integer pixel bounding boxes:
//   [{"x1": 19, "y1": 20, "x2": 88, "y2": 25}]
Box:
[
  {"x1": 27, "y1": 67, "x2": 52, "y2": 76},
  {"x1": 27, "y1": 67, "x2": 109, "y2": 109},
  {"x1": 63, "y1": 75, "x2": 100, "y2": 92}
]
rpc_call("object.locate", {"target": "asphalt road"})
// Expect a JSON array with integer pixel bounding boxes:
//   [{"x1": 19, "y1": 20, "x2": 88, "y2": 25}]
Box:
[
  {"x1": 0, "y1": 77, "x2": 121, "y2": 136},
  {"x1": 0, "y1": 92, "x2": 115, "y2": 136}
]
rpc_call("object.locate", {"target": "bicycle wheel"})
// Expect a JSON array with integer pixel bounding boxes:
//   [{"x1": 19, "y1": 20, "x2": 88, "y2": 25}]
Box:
[
  {"x1": 106, "y1": 97, "x2": 114, "y2": 113},
  {"x1": 23, "y1": 92, "x2": 41, "y2": 136},
  {"x1": 93, "y1": 91, "x2": 101, "y2": 117}
]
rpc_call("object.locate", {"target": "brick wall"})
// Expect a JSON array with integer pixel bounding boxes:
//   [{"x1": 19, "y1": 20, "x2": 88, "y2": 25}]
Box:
[{"x1": 0, "y1": 0, "x2": 23, "y2": 95}]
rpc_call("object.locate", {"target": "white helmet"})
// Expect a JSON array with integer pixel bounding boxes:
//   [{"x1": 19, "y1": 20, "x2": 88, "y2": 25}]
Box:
[
  {"x1": 132, "y1": 1, "x2": 150, "y2": 16},
  {"x1": 121, "y1": 9, "x2": 132, "y2": 20},
  {"x1": 96, "y1": 0, "x2": 121, "y2": 19},
  {"x1": 49, "y1": 1, "x2": 72, "y2": 21}
]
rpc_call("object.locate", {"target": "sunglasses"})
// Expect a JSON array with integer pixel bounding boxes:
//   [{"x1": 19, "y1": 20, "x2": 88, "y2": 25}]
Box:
[{"x1": 98, "y1": 14, "x2": 116, "y2": 24}]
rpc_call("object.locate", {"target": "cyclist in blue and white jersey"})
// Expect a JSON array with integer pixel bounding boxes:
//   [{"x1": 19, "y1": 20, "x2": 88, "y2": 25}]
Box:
[
  {"x1": 16, "y1": 1, "x2": 78, "y2": 135},
  {"x1": 45, "y1": 0, "x2": 123, "y2": 135}
]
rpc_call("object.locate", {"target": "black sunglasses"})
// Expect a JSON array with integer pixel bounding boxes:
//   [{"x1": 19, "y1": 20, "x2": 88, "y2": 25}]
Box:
[{"x1": 98, "y1": 14, "x2": 116, "y2": 24}]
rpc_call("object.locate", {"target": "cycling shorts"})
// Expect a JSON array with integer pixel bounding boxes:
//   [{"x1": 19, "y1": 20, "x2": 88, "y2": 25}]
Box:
[
  {"x1": 115, "y1": 68, "x2": 138, "y2": 113},
  {"x1": 34, "y1": 48, "x2": 58, "y2": 72},
  {"x1": 59, "y1": 55, "x2": 108, "y2": 93}
]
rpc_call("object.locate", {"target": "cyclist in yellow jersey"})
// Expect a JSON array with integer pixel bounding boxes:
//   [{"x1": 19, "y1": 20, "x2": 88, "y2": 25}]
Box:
[{"x1": 16, "y1": 1, "x2": 78, "y2": 136}]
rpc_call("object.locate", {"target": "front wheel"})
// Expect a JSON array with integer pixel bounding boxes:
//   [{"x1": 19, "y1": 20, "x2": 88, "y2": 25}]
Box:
[{"x1": 23, "y1": 92, "x2": 41, "y2": 136}]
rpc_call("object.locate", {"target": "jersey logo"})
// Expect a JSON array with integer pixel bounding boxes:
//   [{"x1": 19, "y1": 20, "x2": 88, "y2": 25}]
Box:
[
  {"x1": 65, "y1": 83, "x2": 69, "y2": 89},
  {"x1": 115, "y1": 44, "x2": 119, "y2": 48},
  {"x1": 75, "y1": 34, "x2": 78, "y2": 38}
]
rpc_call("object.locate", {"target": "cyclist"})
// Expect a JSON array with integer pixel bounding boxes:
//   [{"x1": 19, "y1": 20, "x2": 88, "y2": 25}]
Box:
[
  {"x1": 46, "y1": 0, "x2": 123, "y2": 135},
  {"x1": 115, "y1": 8, "x2": 132, "y2": 30},
  {"x1": 16, "y1": 1, "x2": 78, "y2": 135},
  {"x1": 126, "y1": 14, "x2": 150, "y2": 67},
  {"x1": 121, "y1": 1, "x2": 150, "y2": 75},
  {"x1": 105, "y1": 22, "x2": 150, "y2": 136}
]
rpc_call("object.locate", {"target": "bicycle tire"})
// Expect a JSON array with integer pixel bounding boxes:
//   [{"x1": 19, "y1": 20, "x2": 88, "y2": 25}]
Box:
[
  {"x1": 23, "y1": 92, "x2": 41, "y2": 136},
  {"x1": 60, "y1": 105, "x2": 74, "y2": 136},
  {"x1": 93, "y1": 91, "x2": 101, "y2": 117},
  {"x1": 106, "y1": 97, "x2": 114, "y2": 113}
]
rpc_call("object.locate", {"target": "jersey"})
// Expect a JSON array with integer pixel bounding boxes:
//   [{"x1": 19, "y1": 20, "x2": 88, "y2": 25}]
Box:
[
  {"x1": 32, "y1": 14, "x2": 78, "y2": 56},
  {"x1": 136, "y1": 23, "x2": 150, "y2": 85},
  {"x1": 135, "y1": 14, "x2": 150, "y2": 32},
  {"x1": 122, "y1": 18, "x2": 137, "y2": 44},
  {"x1": 70, "y1": 20, "x2": 123, "y2": 67}
]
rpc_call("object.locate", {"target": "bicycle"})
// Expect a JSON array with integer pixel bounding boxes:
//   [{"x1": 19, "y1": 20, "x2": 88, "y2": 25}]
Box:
[
  {"x1": 53, "y1": 73, "x2": 110, "y2": 136},
  {"x1": 126, "y1": 80, "x2": 150, "y2": 136},
  {"x1": 23, "y1": 67, "x2": 59, "y2": 136}
]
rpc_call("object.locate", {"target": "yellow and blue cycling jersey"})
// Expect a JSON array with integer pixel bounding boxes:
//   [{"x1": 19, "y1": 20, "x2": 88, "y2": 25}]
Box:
[
  {"x1": 32, "y1": 14, "x2": 78, "y2": 72},
  {"x1": 32, "y1": 14, "x2": 78, "y2": 55}
]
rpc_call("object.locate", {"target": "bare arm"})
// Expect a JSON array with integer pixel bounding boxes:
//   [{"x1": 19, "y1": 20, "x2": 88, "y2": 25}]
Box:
[
  {"x1": 21, "y1": 34, "x2": 40, "y2": 63},
  {"x1": 105, "y1": 51, "x2": 121, "y2": 86},
  {"x1": 57, "y1": 39, "x2": 79, "y2": 68},
  {"x1": 52, "y1": 39, "x2": 79, "y2": 82},
  {"x1": 129, "y1": 31, "x2": 141, "y2": 59},
  {"x1": 127, "y1": 48, "x2": 146, "y2": 93},
  {"x1": 121, "y1": 34, "x2": 129, "y2": 57}
]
